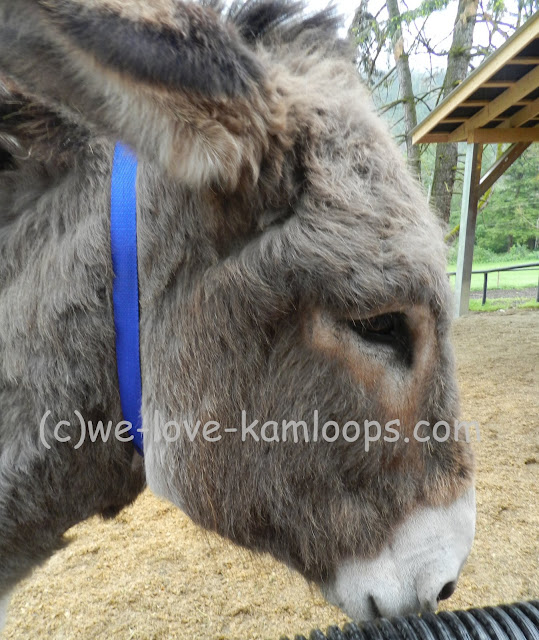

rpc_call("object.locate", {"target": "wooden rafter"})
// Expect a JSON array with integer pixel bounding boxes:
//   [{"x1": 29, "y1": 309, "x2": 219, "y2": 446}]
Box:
[
  {"x1": 462, "y1": 100, "x2": 490, "y2": 106},
  {"x1": 447, "y1": 65, "x2": 539, "y2": 141},
  {"x1": 497, "y1": 96, "x2": 539, "y2": 128},
  {"x1": 511, "y1": 57, "x2": 539, "y2": 64},
  {"x1": 482, "y1": 81, "x2": 515, "y2": 87}
]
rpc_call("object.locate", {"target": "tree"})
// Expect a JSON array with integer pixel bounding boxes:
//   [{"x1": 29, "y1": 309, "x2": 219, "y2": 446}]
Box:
[
  {"x1": 386, "y1": 0, "x2": 421, "y2": 178},
  {"x1": 430, "y1": 0, "x2": 479, "y2": 224}
]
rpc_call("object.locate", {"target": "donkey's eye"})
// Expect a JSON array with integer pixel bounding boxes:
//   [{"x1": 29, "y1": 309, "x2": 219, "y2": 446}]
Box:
[
  {"x1": 347, "y1": 313, "x2": 399, "y2": 339},
  {"x1": 346, "y1": 313, "x2": 413, "y2": 365},
  {"x1": 350, "y1": 314, "x2": 396, "y2": 337}
]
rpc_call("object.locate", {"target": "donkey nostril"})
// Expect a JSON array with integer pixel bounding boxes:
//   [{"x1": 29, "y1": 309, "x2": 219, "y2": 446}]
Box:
[
  {"x1": 437, "y1": 580, "x2": 457, "y2": 602},
  {"x1": 368, "y1": 595, "x2": 383, "y2": 619}
]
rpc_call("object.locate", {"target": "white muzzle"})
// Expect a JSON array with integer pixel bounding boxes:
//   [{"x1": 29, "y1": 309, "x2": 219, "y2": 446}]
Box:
[{"x1": 322, "y1": 487, "x2": 476, "y2": 620}]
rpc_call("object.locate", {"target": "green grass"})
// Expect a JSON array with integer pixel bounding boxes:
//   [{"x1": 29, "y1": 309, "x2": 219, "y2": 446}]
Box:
[
  {"x1": 468, "y1": 298, "x2": 539, "y2": 312},
  {"x1": 519, "y1": 299, "x2": 539, "y2": 310},
  {"x1": 447, "y1": 260, "x2": 539, "y2": 291}
]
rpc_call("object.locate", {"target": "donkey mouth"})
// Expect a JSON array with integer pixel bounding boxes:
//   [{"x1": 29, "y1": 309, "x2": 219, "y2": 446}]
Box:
[{"x1": 320, "y1": 487, "x2": 476, "y2": 621}]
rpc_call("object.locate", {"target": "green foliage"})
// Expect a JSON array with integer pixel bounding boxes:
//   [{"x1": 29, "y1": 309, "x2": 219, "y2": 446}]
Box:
[
  {"x1": 505, "y1": 244, "x2": 539, "y2": 261},
  {"x1": 446, "y1": 244, "x2": 499, "y2": 264},
  {"x1": 475, "y1": 145, "x2": 539, "y2": 253},
  {"x1": 447, "y1": 145, "x2": 539, "y2": 255},
  {"x1": 398, "y1": 0, "x2": 452, "y2": 25},
  {"x1": 447, "y1": 244, "x2": 539, "y2": 265}
]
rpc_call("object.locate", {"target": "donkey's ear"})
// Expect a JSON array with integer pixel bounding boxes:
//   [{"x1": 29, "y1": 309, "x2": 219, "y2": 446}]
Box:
[{"x1": 0, "y1": 0, "x2": 269, "y2": 187}]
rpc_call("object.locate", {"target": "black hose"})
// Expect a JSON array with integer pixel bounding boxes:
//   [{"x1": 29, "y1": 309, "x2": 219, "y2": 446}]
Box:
[{"x1": 280, "y1": 601, "x2": 539, "y2": 640}]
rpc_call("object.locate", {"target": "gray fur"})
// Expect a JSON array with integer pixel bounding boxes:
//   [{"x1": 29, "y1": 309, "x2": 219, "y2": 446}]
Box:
[{"x1": 0, "y1": 0, "x2": 474, "y2": 615}]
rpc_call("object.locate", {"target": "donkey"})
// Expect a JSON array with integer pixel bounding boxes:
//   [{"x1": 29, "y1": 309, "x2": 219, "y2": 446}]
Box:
[{"x1": 0, "y1": 0, "x2": 475, "y2": 630}]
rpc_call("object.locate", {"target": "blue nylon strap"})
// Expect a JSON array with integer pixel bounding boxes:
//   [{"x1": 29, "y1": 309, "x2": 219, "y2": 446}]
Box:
[{"x1": 110, "y1": 143, "x2": 144, "y2": 456}]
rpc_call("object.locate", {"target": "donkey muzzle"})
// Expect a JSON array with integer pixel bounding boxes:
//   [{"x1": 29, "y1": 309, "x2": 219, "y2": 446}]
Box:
[{"x1": 321, "y1": 487, "x2": 476, "y2": 621}]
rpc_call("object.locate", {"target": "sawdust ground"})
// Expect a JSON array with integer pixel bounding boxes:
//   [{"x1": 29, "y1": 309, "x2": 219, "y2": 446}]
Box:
[{"x1": 3, "y1": 310, "x2": 538, "y2": 639}]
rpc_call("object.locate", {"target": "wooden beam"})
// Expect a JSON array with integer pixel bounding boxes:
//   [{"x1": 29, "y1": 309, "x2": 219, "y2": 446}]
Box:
[
  {"x1": 411, "y1": 12, "x2": 539, "y2": 145},
  {"x1": 510, "y1": 57, "x2": 539, "y2": 64},
  {"x1": 498, "y1": 96, "x2": 539, "y2": 128},
  {"x1": 478, "y1": 142, "x2": 531, "y2": 198},
  {"x1": 414, "y1": 133, "x2": 451, "y2": 143},
  {"x1": 455, "y1": 144, "x2": 483, "y2": 317},
  {"x1": 448, "y1": 65, "x2": 539, "y2": 142},
  {"x1": 463, "y1": 100, "x2": 530, "y2": 107},
  {"x1": 462, "y1": 100, "x2": 489, "y2": 106},
  {"x1": 441, "y1": 117, "x2": 467, "y2": 123},
  {"x1": 468, "y1": 127, "x2": 539, "y2": 143},
  {"x1": 483, "y1": 81, "x2": 515, "y2": 87}
]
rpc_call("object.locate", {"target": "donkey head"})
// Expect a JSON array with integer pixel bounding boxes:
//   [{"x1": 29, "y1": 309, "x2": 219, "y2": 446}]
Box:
[{"x1": 0, "y1": 0, "x2": 475, "y2": 622}]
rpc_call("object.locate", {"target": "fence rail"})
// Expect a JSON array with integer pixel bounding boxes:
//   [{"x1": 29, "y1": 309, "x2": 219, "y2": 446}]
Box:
[{"x1": 447, "y1": 262, "x2": 539, "y2": 305}]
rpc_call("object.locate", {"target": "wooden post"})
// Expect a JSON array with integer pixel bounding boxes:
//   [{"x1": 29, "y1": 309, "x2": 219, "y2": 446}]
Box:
[{"x1": 455, "y1": 143, "x2": 483, "y2": 317}]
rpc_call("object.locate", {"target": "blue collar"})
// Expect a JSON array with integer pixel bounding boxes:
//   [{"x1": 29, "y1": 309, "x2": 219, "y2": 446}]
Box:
[{"x1": 110, "y1": 143, "x2": 144, "y2": 456}]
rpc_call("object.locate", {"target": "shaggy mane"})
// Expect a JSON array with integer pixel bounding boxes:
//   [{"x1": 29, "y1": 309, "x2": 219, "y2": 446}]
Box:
[{"x1": 223, "y1": 0, "x2": 342, "y2": 47}]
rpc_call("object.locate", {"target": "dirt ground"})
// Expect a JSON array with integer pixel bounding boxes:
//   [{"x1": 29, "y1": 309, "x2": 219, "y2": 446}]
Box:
[
  {"x1": 3, "y1": 310, "x2": 538, "y2": 640},
  {"x1": 469, "y1": 286, "x2": 537, "y2": 300}
]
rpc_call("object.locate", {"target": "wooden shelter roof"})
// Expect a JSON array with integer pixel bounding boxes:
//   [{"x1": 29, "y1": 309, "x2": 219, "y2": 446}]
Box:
[{"x1": 411, "y1": 12, "x2": 539, "y2": 145}]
